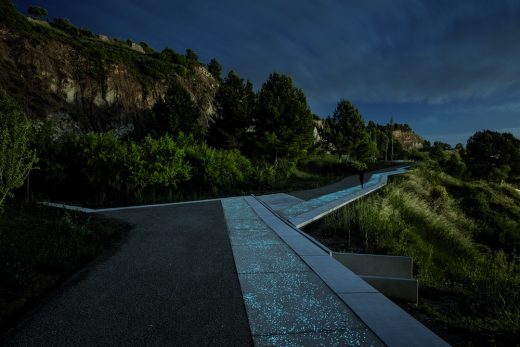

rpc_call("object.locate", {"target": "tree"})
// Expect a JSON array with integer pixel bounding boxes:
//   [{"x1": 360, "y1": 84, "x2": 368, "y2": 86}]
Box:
[
  {"x1": 430, "y1": 141, "x2": 448, "y2": 162},
  {"x1": 367, "y1": 121, "x2": 389, "y2": 160},
  {"x1": 253, "y1": 73, "x2": 314, "y2": 160},
  {"x1": 433, "y1": 141, "x2": 452, "y2": 150},
  {"x1": 186, "y1": 48, "x2": 199, "y2": 66},
  {"x1": 160, "y1": 48, "x2": 186, "y2": 66},
  {"x1": 28, "y1": 5, "x2": 47, "y2": 19},
  {"x1": 207, "y1": 58, "x2": 222, "y2": 80},
  {"x1": 321, "y1": 100, "x2": 373, "y2": 160},
  {"x1": 464, "y1": 130, "x2": 520, "y2": 182},
  {"x1": 153, "y1": 80, "x2": 202, "y2": 138},
  {"x1": 439, "y1": 151, "x2": 467, "y2": 178},
  {"x1": 207, "y1": 71, "x2": 255, "y2": 151},
  {"x1": 0, "y1": 89, "x2": 37, "y2": 211}
]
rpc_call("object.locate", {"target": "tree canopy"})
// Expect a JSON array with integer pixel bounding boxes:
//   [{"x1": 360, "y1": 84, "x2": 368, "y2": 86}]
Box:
[
  {"x1": 321, "y1": 100, "x2": 375, "y2": 160},
  {"x1": 186, "y1": 48, "x2": 199, "y2": 66},
  {"x1": 207, "y1": 58, "x2": 222, "y2": 80},
  {"x1": 253, "y1": 73, "x2": 314, "y2": 160},
  {"x1": 464, "y1": 130, "x2": 520, "y2": 182},
  {"x1": 153, "y1": 80, "x2": 202, "y2": 138},
  {"x1": 207, "y1": 71, "x2": 255, "y2": 151},
  {"x1": 28, "y1": 6, "x2": 47, "y2": 19}
]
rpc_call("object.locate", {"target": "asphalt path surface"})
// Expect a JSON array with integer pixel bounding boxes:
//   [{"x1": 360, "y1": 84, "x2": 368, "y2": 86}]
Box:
[{"x1": 3, "y1": 201, "x2": 252, "y2": 346}]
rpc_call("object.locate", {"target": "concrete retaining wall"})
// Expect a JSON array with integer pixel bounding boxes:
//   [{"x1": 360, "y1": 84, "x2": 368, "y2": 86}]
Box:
[
  {"x1": 333, "y1": 252, "x2": 418, "y2": 303},
  {"x1": 332, "y1": 252, "x2": 413, "y2": 278}
]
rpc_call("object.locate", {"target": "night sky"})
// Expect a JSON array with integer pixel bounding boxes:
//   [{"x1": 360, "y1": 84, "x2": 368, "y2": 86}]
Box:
[{"x1": 13, "y1": 0, "x2": 520, "y2": 145}]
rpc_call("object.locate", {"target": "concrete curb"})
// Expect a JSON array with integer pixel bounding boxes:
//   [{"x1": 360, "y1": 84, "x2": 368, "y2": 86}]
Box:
[{"x1": 40, "y1": 197, "x2": 224, "y2": 213}]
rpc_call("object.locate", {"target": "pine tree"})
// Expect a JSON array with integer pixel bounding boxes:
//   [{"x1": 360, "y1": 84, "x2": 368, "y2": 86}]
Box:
[
  {"x1": 322, "y1": 100, "x2": 372, "y2": 159},
  {"x1": 153, "y1": 80, "x2": 202, "y2": 138},
  {"x1": 207, "y1": 71, "x2": 255, "y2": 151},
  {"x1": 253, "y1": 73, "x2": 314, "y2": 160},
  {"x1": 207, "y1": 58, "x2": 222, "y2": 80}
]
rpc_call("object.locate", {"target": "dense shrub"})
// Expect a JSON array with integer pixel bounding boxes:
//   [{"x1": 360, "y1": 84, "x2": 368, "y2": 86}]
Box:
[
  {"x1": 52, "y1": 18, "x2": 77, "y2": 35},
  {"x1": 300, "y1": 154, "x2": 366, "y2": 176},
  {"x1": 31, "y1": 130, "x2": 275, "y2": 205},
  {"x1": 0, "y1": 89, "x2": 37, "y2": 211},
  {"x1": 185, "y1": 144, "x2": 253, "y2": 193},
  {"x1": 406, "y1": 150, "x2": 428, "y2": 161},
  {"x1": 140, "y1": 135, "x2": 191, "y2": 189},
  {"x1": 81, "y1": 133, "x2": 143, "y2": 200}
]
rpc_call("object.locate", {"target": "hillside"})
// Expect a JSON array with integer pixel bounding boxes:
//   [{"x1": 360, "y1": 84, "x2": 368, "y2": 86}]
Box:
[{"x1": 0, "y1": 0, "x2": 218, "y2": 135}]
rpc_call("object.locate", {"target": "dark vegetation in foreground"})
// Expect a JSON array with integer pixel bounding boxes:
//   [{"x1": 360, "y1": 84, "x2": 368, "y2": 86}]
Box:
[
  {"x1": 305, "y1": 162, "x2": 520, "y2": 346},
  {"x1": 0, "y1": 203, "x2": 128, "y2": 332}
]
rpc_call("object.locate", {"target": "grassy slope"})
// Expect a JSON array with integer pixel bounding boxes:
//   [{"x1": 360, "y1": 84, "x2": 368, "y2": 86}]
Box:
[
  {"x1": 316, "y1": 162, "x2": 520, "y2": 345},
  {"x1": 0, "y1": 203, "x2": 128, "y2": 332}
]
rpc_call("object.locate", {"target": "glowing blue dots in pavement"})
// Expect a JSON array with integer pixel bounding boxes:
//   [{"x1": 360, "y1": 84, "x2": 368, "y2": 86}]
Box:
[{"x1": 221, "y1": 197, "x2": 383, "y2": 346}]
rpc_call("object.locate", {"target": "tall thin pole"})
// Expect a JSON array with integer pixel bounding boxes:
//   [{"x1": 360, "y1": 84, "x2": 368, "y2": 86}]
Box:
[{"x1": 390, "y1": 117, "x2": 394, "y2": 161}]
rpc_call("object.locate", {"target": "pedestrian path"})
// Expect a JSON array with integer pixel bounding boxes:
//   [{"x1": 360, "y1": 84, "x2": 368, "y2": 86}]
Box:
[
  {"x1": 280, "y1": 167, "x2": 410, "y2": 227},
  {"x1": 222, "y1": 197, "x2": 384, "y2": 346}
]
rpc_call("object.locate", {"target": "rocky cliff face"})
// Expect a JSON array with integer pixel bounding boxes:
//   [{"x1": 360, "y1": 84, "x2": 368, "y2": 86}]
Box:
[
  {"x1": 393, "y1": 129, "x2": 424, "y2": 150},
  {"x1": 0, "y1": 9, "x2": 218, "y2": 136}
]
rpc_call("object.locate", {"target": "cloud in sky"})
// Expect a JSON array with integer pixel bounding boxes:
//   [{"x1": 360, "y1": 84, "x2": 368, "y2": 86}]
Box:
[{"x1": 12, "y1": 0, "x2": 520, "y2": 144}]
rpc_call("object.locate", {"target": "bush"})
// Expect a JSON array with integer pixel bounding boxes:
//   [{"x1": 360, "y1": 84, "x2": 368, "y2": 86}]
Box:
[
  {"x1": 0, "y1": 89, "x2": 37, "y2": 211},
  {"x1": 52, "y1": 18, "x2": 77, "y2": 35},
  {"x1": 28, "y1": 6, "x2": 47, "y2": 19},
  {"x1": 140, "y1": 135, "x2": 191, "y2": 189},
  {"x1": 407, "y1": 150, "x2": 428, "y2": 161},
  {"x1": 430, "y1": 185, "x2": 448, "y2": 200},
  {"x1": 78, "y1": 28, "x2": 94, "y2": 37},
  {"x1": 185, "y1": 144, "x2": 253, "y2": 193}
]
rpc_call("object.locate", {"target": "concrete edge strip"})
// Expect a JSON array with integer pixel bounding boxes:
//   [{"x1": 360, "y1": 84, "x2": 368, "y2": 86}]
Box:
[
  {"x1": 251, "y1": 194, "x2": 333, "y2": 255},
  {"x1": 40, "y1": 202, "x2": 96, "y2": 213},
  {"x1": 40, "y1": 197, "x2": 225, "y2": 213},
  {"x1": 246, "y1": 195, "x2": 449, "y2": 347}
]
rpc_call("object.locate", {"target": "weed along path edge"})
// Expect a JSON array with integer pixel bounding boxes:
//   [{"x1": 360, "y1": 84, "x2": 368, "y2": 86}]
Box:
[{"x1": 4, "y1": 166, "x2": 448, "y2": 346}]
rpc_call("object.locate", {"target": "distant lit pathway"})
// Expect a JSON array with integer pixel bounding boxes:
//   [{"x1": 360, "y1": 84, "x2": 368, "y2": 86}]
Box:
[{"x1": 282, "y1": 166, "x2": 410, "y2": 228}]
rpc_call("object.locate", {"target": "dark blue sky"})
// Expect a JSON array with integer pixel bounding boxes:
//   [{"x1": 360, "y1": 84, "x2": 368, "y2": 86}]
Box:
[{"x1": 14, "y1": 0, "x2": 520, "y2": 145}]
